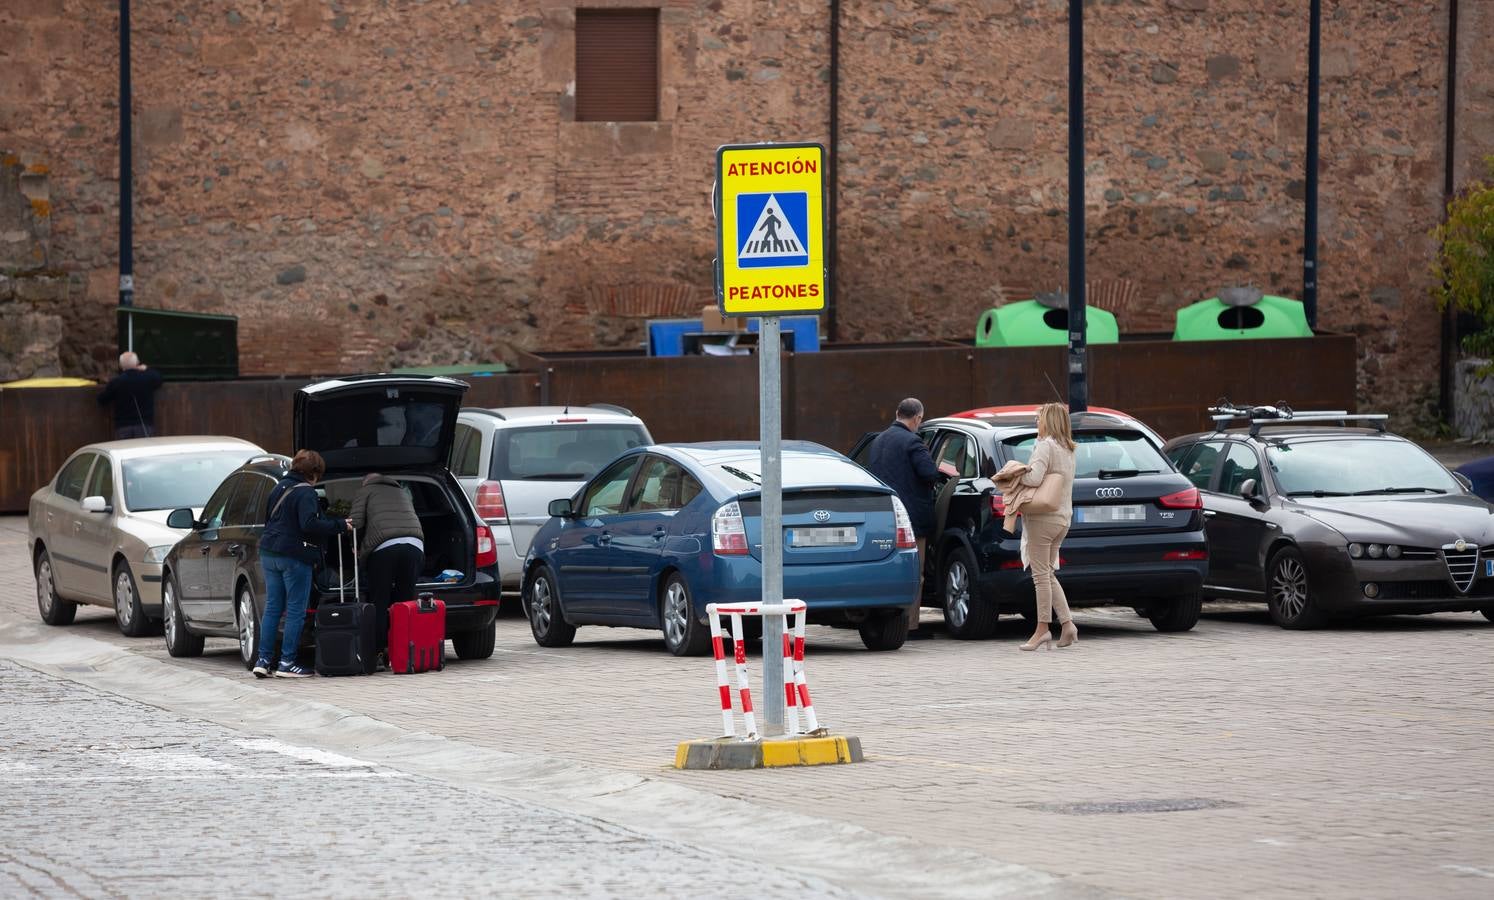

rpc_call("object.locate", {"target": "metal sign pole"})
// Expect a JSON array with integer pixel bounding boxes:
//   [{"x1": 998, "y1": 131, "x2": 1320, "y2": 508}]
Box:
[{"x1": 758, "y1": 315, "x2": 785, "y2": 736}]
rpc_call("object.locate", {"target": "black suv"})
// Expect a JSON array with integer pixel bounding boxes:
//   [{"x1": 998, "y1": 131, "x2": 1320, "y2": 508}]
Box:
[
  {"x1": 856, "y1": 405, "x2": 1208, "y2": 638},
  {"x1": 159, "y1": 375, "x2": 501, "y2": 668}
]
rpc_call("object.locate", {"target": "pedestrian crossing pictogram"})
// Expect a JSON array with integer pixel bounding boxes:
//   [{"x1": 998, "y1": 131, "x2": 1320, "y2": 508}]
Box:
[{"x1": 736, "y1": 192, "x2": 810, "y2": 269}]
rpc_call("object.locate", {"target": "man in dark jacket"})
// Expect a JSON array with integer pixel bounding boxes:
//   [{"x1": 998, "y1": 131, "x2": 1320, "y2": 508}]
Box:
[
  {"x1": 255, "y1": 450, "x2": 350, "y2": 678},
  {"x1": 351, "y1": 473, "x2": 425, "y2": 663},
  {"x1": 97, "y1": 352, "x2": 164, "y2": 439},
  {"x1": 864, "y1": 397, "x2": 939, "y2": 638}
]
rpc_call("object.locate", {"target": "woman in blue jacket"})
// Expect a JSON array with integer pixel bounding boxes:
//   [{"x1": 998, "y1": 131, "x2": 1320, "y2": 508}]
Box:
[{"x1": 254, "y1": 450, "x2": 350, "y2": 678}]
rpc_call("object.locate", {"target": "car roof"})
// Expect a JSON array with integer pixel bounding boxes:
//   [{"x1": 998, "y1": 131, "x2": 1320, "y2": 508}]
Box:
[
  {"x1": 927, "y1": 409, "x2": 1163, "y2": 443},
  {"x1": 460, "y1": 406, "x2": 644, "y2": 425},
  {"x1": 662, "y1": 440, "x2": 842, "y2": 463},
  {"x1": 653, "y1": 442, "x2": 886, "y2": 492},
  {"x1": 299, "y1": 374, "x2": 466, "y2": 395},
  {"x1": 951, "y1": 404, "x2": 1136, "y2": 421},
  {"x1": 81, "y1": 436, "x2": 263, "y2": 460}
]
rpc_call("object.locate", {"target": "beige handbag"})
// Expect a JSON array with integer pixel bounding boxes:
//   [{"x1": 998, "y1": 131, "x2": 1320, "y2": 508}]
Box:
[{"x1": 1022, "y1": 472, "x2": 1066, "y2": 515}]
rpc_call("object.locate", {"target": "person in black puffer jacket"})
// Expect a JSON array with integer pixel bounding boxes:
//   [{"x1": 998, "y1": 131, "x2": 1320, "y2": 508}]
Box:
[
  {"x1": 863, "y1": 398, "x2": 939, "y2": 638},
  {"x1": 254, "y1": 450, "x2": 350, "y2": 679}
]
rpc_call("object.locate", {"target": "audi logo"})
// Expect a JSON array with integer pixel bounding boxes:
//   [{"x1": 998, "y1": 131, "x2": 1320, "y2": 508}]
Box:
[
  {"x1": 1094, "y1": 487, "x2": 1125, "y2": 499},
  {"x1": 812, "y1": 509, "x2": 832, "y2": 522}
]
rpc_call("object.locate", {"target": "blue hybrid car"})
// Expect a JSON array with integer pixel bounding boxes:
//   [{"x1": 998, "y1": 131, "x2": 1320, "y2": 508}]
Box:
[{"x1": 520, "y1": 441, "x2": 922, "y2": 655}]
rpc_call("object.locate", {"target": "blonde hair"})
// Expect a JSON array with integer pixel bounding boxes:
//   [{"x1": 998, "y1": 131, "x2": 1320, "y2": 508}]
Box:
[{"x1": 1036, "y1": 403, "x2": 1077, "y2": 451}]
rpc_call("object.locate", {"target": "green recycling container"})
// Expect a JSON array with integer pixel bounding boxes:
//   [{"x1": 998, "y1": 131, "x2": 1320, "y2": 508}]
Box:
[
  {"x1": 1172, "y1": 294, "x2": 1312, "y2": 341},
  {"x1": 974, "y1": 301, "x2": 1119, "y2": 348}
]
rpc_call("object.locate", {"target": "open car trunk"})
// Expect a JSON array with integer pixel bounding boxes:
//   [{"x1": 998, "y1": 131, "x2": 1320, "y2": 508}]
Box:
[{"x1": 312, "y1": 474, "x2": 475, "y2": 592}]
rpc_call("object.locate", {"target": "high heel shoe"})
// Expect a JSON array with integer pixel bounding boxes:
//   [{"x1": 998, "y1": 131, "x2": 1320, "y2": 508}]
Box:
[
  {"x1": 1018, "y1": 632, "x2": 1052, "y2": 652},
  {"x1": 1056, "y1": 622, "x2": 1079, "y2": 648}
]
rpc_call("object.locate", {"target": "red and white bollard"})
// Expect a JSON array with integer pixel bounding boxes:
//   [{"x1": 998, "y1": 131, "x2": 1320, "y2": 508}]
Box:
[{"x1": 706, "y1": 600, "x2": 818, "y2": 739}]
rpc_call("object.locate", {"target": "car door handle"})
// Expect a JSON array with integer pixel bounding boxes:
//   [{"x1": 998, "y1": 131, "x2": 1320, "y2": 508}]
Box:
[
  {"x1": 227, "y1": 544, "x2": 244, "y2": 557},
  {"x1": 652, "y1": 528, "x2": 667, "y2": 540},
  {"x1": 199, "y1": 545, "x2": 212, "y2": 555},
  {"x1": 598, "y1": 533, "x2": 612, "y2": 545},
  {"x1": 1203, "y1": 510, "x2": 1217, "y2": 518}
]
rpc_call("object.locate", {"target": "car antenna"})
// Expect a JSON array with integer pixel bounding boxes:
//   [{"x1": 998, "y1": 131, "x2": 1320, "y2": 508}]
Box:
[{"x1": 1042, "y1": 371, "x2": 1065, "y2": 405}]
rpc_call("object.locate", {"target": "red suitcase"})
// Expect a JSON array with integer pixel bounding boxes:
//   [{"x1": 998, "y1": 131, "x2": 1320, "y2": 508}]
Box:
[{"x1": 389, "y1": 593, "x2": 446, "y2": 674}]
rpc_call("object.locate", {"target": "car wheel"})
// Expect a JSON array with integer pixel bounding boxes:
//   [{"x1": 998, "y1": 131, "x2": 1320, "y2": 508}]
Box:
[
  {"x1": 35, "y1": 549, "x2": 78, "y2": 626},
  {"x1": 451, "y1": 622, "x2": 497, "y2": 660},
  {"x1": 1147, "y1": 593, "x2": 1202, "y2": 633},
  {"x1": 1266, "y1": 547, "x2": 1326, "y2": 629},
  {"x1": 527, "y1": 566, "x2": 576, "y2": 648},
  {"x1": 941, "y1": 545, "x2": 996, "y2": 639},
  {"x1": 661, "y1": 573, "x2": 710, "y2": 657},
  {"x1": 858, "y1": 611, "x2": 909, "y2": 651},
  {"x1": 113, "y1": 561, "x2": 153, "y2": 637},
  {"x1": 236, "y1": 585, "x2": 260, "y2": 670},
  {"x1": 163, "y1": 574, "x2": 205, "y2": 658}
]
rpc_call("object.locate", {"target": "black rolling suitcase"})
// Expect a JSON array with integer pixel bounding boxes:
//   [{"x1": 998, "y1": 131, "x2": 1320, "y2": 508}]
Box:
[{"x1": 314, "y1": 527, "x2": 377, "y2": 676}]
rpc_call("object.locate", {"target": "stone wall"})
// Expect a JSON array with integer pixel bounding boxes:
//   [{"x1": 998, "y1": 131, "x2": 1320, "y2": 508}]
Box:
[{"x1": 0, "y1": 0, "x2": 1486, "y2": 419}]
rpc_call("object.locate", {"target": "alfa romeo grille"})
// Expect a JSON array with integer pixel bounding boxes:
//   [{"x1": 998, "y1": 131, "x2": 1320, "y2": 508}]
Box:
[{"x1": 1441, "y1": 545, "x2": 1479, "y2": 593}]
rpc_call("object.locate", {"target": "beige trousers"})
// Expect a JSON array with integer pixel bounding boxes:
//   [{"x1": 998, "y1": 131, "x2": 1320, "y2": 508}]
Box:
[{"x1": 1024, "y1": 514, "x2": 1072, "y2": 625}]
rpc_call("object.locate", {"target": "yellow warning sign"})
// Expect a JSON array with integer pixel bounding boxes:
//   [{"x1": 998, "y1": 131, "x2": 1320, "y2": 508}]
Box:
[{"x1": 715, "y1": 143, "x2": 827, "y2": 317}]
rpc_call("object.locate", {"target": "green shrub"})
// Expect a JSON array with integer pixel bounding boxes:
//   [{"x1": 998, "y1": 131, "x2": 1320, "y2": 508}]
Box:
[{"x1": 1433, "y1": 156, "x2": 1494, "y2": 368}]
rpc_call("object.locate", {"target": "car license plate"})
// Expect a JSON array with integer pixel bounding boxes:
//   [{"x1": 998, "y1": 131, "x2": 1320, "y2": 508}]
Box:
[
  {"x1": 1077, "y1": 505, "x2": 1147, "y2": 523},
  {"x1": 1485, "y1": 559, "x2": 1493, "y2": 578},
  {"x1": 789, "y1": 526, "x2": 857, "y2": 547}
]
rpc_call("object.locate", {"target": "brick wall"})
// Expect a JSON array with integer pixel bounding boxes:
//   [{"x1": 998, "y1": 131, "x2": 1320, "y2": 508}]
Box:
[{"x1": 1, "y1": 0, "x2": 1488, "y2": 418}]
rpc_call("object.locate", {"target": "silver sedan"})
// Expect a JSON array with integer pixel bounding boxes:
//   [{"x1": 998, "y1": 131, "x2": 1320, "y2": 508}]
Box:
[{"x1": 28, "y1": 437, "x2": 265, "y2": 636}]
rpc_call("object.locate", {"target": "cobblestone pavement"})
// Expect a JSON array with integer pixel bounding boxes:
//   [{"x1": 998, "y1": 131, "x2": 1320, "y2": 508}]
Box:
[
  {"x1": 0, "y1": 659, "x2": 851, "y2": 898},
  {"x1": 4, "y1": 515, "x2": 1494, "y2": 898}
]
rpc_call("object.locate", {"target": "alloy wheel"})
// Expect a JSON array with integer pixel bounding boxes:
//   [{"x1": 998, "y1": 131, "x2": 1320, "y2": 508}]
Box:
[
  {"x1": 945, "y1": 559, "x2": 970, "y2": 629},
  {"x1": 663, "y1": 581, "x2": 690, "y2": 648},
  {"x1": 36, "y1": 559, "x2": 55, "y2": 617},
  {"x1": 237, "y1": 590, "x2": 257, "y2": 665},
  {"x1": 114, "y1": 569, "x2": 135, "y2": 629},
  {"x1": 164, "y1": 581, "x2": 179, "y2": 653},
  {"x1": 531, "y1": 577, "x2": 553, "y2": 633},
  {"x1": 1272, "y1": 556, "x2": 1308, "y2": 621}
]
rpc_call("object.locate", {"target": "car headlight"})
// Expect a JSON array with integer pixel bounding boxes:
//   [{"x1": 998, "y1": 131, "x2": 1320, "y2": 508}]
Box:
[
  {"x1": 1348, "y1": 543, "x2": 1364, "y2": 558},
  {"x1": 1385, "y1": 544, "x2": 1402, "y2": 559},
  {"x1": 143, "y1": 545, "x2": 173, "y2": 564},
  {"x1": 1367, "y1": 543, "x2": 1384, "y2": 558}
]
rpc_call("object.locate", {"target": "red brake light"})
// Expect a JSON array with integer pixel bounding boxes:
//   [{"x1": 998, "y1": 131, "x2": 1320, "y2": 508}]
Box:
[
  {"x1": 989, "y1": 494, "x2": 1007, "y2": 517},
  {"x1": 712, "y1": 501, "x2": 750, "y2": 555},
  {"x1": 476, "y1": 480, "x2": 507, "y2": 521},
  {"x1": 1159, "y1": 487, "x2": 1202, "y2": 510},
  {"x1": 1000, "y1": 559, "x2": 1025, "y2": 570},
  {"x1": 891, "y1": 496, "x2": 917, "y2": 549},
  {"x1": 556, "y1": 418, "x2": 588, "y2": 424},
  {"x1": 475, "y1": 524, "x2": 498, "y2": 569},
  {"x1": 1164, "y1": 549, "x2": 1208, "y2": 561}
]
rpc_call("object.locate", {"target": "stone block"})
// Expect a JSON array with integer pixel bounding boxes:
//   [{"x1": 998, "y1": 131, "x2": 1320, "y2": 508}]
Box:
[
  {"x1": 1255, "y1": 47, "x2": 1297, "y2": 83},
  {"x1": 0, "y1": 306, "x2": 63, "y2": 381},
  {"x1": 201, "y1": 36, "x2": 259, "y2": 68},
  {"x1": 987, "y1": 118, "x2": 1034, "y2": 151},
  {"x1": 1206, "y1": 55, "x2": 1241, "y2": 82},
  {"x1": 138, "y1": 107, "x2": 184, "y2": 146},
  {"x1": 14, "y1": 273, "x2": 67, "y2": 302}
]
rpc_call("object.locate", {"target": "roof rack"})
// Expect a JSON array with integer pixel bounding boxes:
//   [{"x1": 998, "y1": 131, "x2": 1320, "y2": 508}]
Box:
[
  {"x1": 585, "y1": 402, "x2": 634, "y2": 417},
  {"x1": 1207, "y1": 403, "x2": 1386, "y2": 437},
  {"x1": 245, "y1": 453, "x2": 292, "y2": 467},
  {"x1": 460, "y1": 407, "x2": 506, "y2": 420}
]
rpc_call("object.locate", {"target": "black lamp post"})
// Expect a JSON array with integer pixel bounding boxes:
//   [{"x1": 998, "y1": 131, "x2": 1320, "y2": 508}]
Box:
[{"x1": 1066, "y1": 0, "x2": 1088, "y2": 411}]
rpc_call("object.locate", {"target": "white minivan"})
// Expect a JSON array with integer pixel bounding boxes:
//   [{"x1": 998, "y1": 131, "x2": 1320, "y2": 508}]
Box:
[{"x1": 451, "y1": 405, "x2": 653, "y2": 594}]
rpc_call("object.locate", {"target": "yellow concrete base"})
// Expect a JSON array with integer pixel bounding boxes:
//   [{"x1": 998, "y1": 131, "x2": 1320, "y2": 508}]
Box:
[{"x1": 674, "y1": 735, "x2": 863, "y2": 770}]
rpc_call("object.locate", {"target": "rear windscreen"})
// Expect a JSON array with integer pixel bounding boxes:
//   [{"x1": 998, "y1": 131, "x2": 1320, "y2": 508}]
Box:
[
  {"x1": 1003, "y1": 430, "x2": 1171, "y2": 479},
  {"x1": 738, "y1": 490, "x2": 892, "y2": 516},
  {"x1": 491, "y1": 424, "x2": 650, "y2": 481}
]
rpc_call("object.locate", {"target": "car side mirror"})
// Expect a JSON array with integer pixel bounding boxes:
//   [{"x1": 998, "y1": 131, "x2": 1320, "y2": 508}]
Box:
[
  {"x1": 1239, "y1": 478, "x2": 1265, "y2": 506},
  {"x1": 167, "y1": 507, "x2": 197, "y2": 529},
  {"x1": 1454, "y1": 472, "x2": 1473, "y2": 492},
  {"x1": 548, "y1": 498, "x2": 574, "y2": 518},
  {"x1": 81, "y1": 495, "x2": 111, "y2": 514}
]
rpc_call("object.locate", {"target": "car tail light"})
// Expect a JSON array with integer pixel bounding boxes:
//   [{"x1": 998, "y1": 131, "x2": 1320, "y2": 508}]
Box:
[
  {"x1": 989, "y1": 494, "x2": 1006, "y2": 517},
  {"x1": 891, "y1": 496, "x2": 917, "y2": 549},
  {"x1": 476, "y1": 480, "x2": 508, "y2": 521},
  {"x1": 1164, "y1": 549, "x2": 1208, "y2": 561},
  {"x1": 1000, "y1": 559, "x2": 1025, "y2": 570},
  {"x1": 1158, "y1": 487, "x2": 1202, "y2": 510},
  {"x1": 475, "y1": 524, "x2": 497, "y2": 569},
  {"x1": 712, "y1": 501, "x2": 749, "y2": 555}
]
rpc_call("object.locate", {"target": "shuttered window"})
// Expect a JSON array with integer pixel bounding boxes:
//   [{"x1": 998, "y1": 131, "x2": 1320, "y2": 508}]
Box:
[{"x1": 574, "y1": 8, "x2": 659, "y2": 122}]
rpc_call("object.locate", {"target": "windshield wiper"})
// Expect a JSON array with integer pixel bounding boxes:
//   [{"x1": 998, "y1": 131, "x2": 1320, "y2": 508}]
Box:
[
  {"x1": 721, "y1": 465, "x2": 761, "y2": 484},
  {"x1": 1349, "y1": 487, "x2": 1448, "y2": 496},
  {"x1": 1286, "y1": 490, "x2": 1350, "y2": 497},
  {"x1": 1097, "y1": 468, "x2": 1160, "y2": 479}
]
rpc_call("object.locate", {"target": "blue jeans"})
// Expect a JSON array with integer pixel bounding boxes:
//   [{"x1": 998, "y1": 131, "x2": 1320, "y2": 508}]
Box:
[{"x1": 258, "y1": 551, "x2": 313, "y2": 665}]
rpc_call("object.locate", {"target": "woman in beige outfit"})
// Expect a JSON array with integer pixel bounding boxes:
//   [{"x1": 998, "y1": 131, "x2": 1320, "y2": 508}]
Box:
[{"x1": 1019, "y1": 403, "x2": 1079, "y2": 651}]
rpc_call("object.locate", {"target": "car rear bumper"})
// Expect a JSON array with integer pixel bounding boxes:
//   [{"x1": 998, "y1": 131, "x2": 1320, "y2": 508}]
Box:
[
  {"x1": 308, "y1": 571, "x2": 501, "y2": 633},
  {"x1": 487, "y1": 521, "x2": 525, "y2": 592},
  {"x1": 697, "y1": 551, "x2": 920, "y2": 619},
  {"x1": 970, "y1": 530, "x2": 1207, "y2": 605}
]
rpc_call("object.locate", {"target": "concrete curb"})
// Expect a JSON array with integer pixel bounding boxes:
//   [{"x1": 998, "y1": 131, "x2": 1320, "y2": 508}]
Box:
[
  {"x1": 676, "y1": 735, "x2": 864, "y2": 769},
  {"x1": 0, "y1": 617, "x2": 1110, "y2": 899}
]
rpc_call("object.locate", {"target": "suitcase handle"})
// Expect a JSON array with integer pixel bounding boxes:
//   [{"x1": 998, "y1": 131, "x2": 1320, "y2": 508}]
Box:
[{"x1": 418, "y1": 592, "x2": 437, "y2": 612}]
